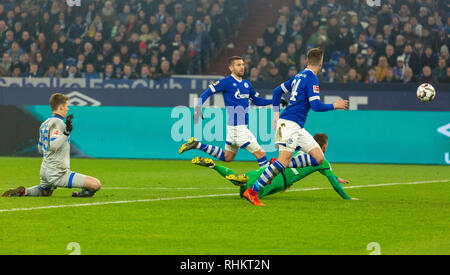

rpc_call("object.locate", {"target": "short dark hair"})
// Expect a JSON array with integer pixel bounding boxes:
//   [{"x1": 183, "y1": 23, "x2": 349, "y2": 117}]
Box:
[
  {"x1": 313, "y1": 133, "x2": 328, "y2": 148},
  {"x1": 228, "y1": 56, "x2": 243, "y2": 66},
  {"x1": 49, "y1": 93, "x2": 68, "y2": 111},
  {"x1": 306, "y1": 48, "x2": 324, "y2": 66}
]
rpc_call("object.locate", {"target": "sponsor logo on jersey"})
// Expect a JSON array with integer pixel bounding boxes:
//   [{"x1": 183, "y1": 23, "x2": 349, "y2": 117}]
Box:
[
  {"x1": 313, "y1": 85, "x2": 320, "y2": 93},
  {"x1": 234, "y1": 88, "x2": 249, "y2": 99}
]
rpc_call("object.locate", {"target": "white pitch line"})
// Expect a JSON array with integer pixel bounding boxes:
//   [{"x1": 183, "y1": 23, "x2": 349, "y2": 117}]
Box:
[
  {"x1": 103, "y1": 187, "x2": 236, "y2": 190},
  {"x1": 0, "y1": 179, "x2": 448, "y2": 213}
]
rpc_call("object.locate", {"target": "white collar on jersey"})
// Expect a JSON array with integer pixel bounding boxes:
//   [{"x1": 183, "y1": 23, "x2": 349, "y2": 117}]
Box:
[{"x1": 230, "y1": 74, "x2": 243, "y2": 83}]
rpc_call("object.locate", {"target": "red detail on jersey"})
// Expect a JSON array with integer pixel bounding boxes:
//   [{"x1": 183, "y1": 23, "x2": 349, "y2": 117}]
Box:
[
  {"x1": 53, "y1": 130, "x2": 60, "y2": 136},
  {"x1": 213, "y1": 81, "x2": 219, "y2": 86},
  {"x1": 313, "y1": 85, "x2": 320, "y2": 93}
]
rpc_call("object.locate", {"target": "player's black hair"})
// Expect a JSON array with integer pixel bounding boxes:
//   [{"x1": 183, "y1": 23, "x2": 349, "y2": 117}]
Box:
[
  {"x1": 313, "y1": 133, "x2": 328, "y2": 148},
  {"x1": 228, "y1": 56, "x2": 243, "y2": 67}
]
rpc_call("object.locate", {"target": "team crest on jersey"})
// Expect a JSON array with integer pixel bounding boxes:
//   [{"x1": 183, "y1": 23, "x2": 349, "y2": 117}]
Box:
[
  {"x1": 233, "y1": 83, "x2": 237, "y2": 87},
  {"x1": 313, "y1": 85, "x2": 320, "y2": 93},
  {"x1": 244, "y1": 82, "x2": 249, "y2": 88}
]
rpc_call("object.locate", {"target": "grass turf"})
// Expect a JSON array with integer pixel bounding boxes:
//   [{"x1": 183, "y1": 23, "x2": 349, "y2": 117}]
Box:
[{"x1": 0, "y1": 157, "x2": 449, "y2": 255}]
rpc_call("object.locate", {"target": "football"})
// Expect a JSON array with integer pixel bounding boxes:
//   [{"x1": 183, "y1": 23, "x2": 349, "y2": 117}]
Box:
[{"x1": 416, "y1": 83, "x2": 436, "y2": 102}]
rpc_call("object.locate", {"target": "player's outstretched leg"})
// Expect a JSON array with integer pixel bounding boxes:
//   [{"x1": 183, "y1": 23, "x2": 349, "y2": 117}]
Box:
[
  {"x1": 192, "y1": 156, "x2": 215, "y2": 168},
  {"x1": 2, "y1": 185, "x2": 53, "y2": 197},
  {"x1": 179, "y1": 137, "x2": 226, "y2": 161},
  {"x1": 2, "y1": 186, "x2": 26, "y2": 197},
  {"x1": 191, "y1": 157, "x2": 248, "y2": 187},
  {"x1": 179, "y1": 137, "x2": 199, "y2": 154},
  {"x1": 289, "y1": 148, "x2": 324, "y2": 168},
  {"x1": 225, "y1": 174, "x2": 248, "y2": 187},
  {"x1": 243, "y1": 159, "x2": 287, "y2": 206}
]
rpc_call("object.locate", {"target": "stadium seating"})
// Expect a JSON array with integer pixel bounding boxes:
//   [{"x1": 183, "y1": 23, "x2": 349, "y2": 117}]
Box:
[{"x1": 0, "y1": 0, "x2": 448, "y2": 84}]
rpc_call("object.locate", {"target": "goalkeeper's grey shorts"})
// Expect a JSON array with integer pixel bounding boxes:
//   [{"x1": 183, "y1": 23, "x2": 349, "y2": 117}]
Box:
[{"x1": 39, "y1": 166, "x2": 87, "y2": 191}]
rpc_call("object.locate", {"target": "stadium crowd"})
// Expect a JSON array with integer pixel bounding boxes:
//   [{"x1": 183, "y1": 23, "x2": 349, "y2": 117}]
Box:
[
  {"x1": 244, "y1": 0, "x2": 450, "y2": 85},
  {"x1": 0, "y1": 0, "x2": 247, "y2": 79},
  {"x1": 0, "y1": 0, "x2": 448, "y2": 85}
]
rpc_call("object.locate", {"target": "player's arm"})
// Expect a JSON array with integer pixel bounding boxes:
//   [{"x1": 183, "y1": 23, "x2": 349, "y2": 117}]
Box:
[
  {"x1": 272, "y1": 79, "x2": 293, "y2": 129},
  {"x1": 48, "y1": 115, "x2": 73, "y2": 151},
  {"x1": 37, "y1": 141, "x2": 44, "y2": 155},
  {"x1": 194, "y1": 80, "x2": 226, "y2": 123},
  {"x1": 48, "y1": 122, "x2": 68, "y2": 151},
  {"x1": 308, "y1": 79, "x2": 348, "y2": 111},
  {"x1": 318, "y1": 160, "x2": 354, "y2": 200},
  {"x1": 272, "y1": 78, "x2": 293, "y2": 113},
  {"x1": 248, "y1": 83, "x2": 272, "y2": 106}
]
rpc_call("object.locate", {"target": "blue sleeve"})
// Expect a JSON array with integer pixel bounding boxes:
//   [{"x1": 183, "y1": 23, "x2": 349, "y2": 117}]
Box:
[
  {"x1": 249, "y1": 83, "x2": 272, "y2": 106},
  {"x1": 273, "y1": 78, "x2": 293, "y2": 112},
  {"x1": 197, "y1": 79, "x2": 226, "y2": 107},
  {"x1": 307, "y1": 76, "x2": 334, "y2": 112}
]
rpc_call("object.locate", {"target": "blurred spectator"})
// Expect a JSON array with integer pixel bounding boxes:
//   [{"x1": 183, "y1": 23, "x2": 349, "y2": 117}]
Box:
[
  {"x1": 418, "y1": 65, "x2": 435, "y2": 84},
  {"x1": 121, "y1": 63, "x2": 138, "y2": 79},
  {"x1": 63, "y1": 64, "x2": 82, "y2": 79},
  {"x1": 345, "y1": 68, "x2": 360, "y2": 83},
  {"x1": 158, "y1": 59, "x2": 174, "y2": 79},
  {"x1": 382, "y1": 67, "x2": 401, "y2": 83},
  {"x1": 421, "y1": 46, "x2": 437, "y2": 69},
  {"x1": 393, "y1": 55, "x2": 406, "y2": 81},
  {"x1": 366, "y1": 68, "x2": 377, "y2": 83},
  {"x1": 323, "y1": 68, "x2": 338, "y2": 83},
  {"x1": 103, "y1": 63, "x2": 116, "y2": 79},
  {"x1": 403, "y1": 67, "x2": 417, "y2": 83},
  {"x1": 433, "y1": 57, "x2": 447, "y2": 82},
  {"x1": 354, "y1": 54, "x2": 368, "y2": 80},
  {"x1": 335, "y1": 55, "x2": 350, "y2": 82},
  {"x1": 83, "y1": 63, "x2": 100, "y2": 80},
  {"x1": 0, "y1": 52, "x2": 11, "y2": 76},
  {"x1": 265, "y1": 64, "x2": 283, "y2": 83},
  {"x1": 440, "y1": 67, "x2": 450, "y2": 83},
  {"x1": 375, "y1": 56, "x2": 390, "y2": 82}
]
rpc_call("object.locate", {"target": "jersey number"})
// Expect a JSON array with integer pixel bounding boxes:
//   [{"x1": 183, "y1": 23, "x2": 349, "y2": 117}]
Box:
[{"x1": 289, "y1": 79, "x2": 301, "y2": 102}]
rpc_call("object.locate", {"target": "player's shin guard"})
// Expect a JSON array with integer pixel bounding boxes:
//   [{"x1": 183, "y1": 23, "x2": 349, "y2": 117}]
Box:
[
  {"x1": 197, "y1": 143, "x2": 225, "y2": 161},
  {"x1": 251, "y1": 160, "x2": 285, "y2": 192},
  {"x1": 257, "y1": 156, "x2": 269, "y2": 167},
  {"x1": 289, "y1": 154, "x2": 319, "y2": 168}
]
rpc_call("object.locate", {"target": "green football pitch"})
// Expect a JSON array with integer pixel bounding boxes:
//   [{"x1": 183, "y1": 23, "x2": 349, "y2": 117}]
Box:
[{"x1": 0, "y1": 157, "x2": 449, "y2": 255}]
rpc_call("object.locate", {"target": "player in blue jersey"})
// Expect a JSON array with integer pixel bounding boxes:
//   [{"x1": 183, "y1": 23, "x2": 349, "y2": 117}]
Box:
[
  {"x1": 243, "y1": 48, "x2": 348, "y2": 205},
  {"x1": 178, "y1": 56, "x2": 277, "y2": 168}
]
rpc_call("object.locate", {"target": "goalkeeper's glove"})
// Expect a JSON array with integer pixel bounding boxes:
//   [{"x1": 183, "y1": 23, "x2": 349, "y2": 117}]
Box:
[
  {"x1": 64, "y1": 114, "x2": 73, "y2": 136},
  {"x1": 193, "y1": 106, "x2": 203, "y2": 124}
]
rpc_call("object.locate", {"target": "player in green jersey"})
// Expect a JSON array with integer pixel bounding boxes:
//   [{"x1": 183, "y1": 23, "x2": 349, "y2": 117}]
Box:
[{"x1": 191, "y1": 133, "x2": 359, "y2": 202}]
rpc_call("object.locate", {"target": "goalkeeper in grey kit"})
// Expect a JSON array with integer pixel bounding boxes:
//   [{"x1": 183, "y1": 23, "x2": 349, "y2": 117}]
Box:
[{"x1": 2, "y1": 93, "x2": 101, "y2": 197}]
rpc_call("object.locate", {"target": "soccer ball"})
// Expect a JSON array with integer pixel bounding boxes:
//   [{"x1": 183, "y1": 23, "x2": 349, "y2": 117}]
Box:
[{"x1": 416, "y1": 83, "x2": 436, "y2": 102}]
